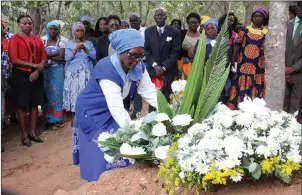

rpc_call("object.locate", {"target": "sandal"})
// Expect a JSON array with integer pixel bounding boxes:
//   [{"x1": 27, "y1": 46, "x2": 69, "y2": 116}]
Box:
[
  {"x1": 28, "y1": 134, "x2": 44, "y2": 143},
  {"x1": 21, "y1": 137, "x2": 32, "y2": 147}
]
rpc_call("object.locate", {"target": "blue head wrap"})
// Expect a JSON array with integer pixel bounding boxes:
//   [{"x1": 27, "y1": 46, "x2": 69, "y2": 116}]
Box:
[
  {"x1": 109, "y1": 29, "x2": 144, "y2": 54},
  {"x1": 204, "y1": 18, "x2": 219, "y2": 30},
  {"x1": 46, "y1": 20, "x2": 60, "y2": 38},
  {"x1": 204, "y1": 18, "x2": 219, "y2": 44}
]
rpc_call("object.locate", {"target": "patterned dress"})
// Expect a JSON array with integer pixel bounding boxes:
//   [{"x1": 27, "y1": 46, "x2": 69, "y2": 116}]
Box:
[
  {"x1": 63, "y1": 40, "x2": 95, "y2": 112},
  {"x1": 42, "y1": 37, "x2": 66, "y2": 123},
  {"x1": 228, "y1": 25, "x2": 268, "y2": 110}
]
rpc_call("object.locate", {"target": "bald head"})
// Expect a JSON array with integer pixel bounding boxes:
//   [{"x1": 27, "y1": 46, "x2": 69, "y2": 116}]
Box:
[
  {"x1": 154, "y1": 7, "x2": 167, "y2": 27},
  {"x1": 129, "y1": 14, "x2": 141, "y2": 30}
]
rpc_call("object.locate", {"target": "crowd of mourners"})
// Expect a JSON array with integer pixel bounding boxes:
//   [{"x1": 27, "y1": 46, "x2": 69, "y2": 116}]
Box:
[{"x1": 1, "y1": 2, "x2": 301, "y2": 181}]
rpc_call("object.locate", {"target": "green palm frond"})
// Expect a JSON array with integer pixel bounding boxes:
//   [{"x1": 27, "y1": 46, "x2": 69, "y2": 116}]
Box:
[
  {"x1": 178, "y1": 31, "x2": 207, "y2": 115},
  {"x1": 157, "y1": 89, "x2": 174, "y2": 119},
  {"x1": 194, "y1": 20, "x2": 231, "y2": 122}
]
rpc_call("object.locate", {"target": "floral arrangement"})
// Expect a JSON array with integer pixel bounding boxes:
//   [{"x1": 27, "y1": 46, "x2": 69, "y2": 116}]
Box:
[
  {"x1": 158, "y1": 98, "x2": 302, "y2": 193},
  {"x1": 96, "y1": 80, "x2": 192, "y2": 164}
]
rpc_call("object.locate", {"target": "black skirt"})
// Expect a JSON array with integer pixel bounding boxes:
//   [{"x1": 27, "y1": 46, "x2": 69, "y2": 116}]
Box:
[{"x1": 6, "y1": 68, "x2": 46, "y2": 107}]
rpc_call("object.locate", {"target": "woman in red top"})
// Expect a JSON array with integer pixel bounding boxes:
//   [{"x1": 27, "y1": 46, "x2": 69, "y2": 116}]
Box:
[{"x1": 8, "y1": 14, "x2": 47, "y2": 147}]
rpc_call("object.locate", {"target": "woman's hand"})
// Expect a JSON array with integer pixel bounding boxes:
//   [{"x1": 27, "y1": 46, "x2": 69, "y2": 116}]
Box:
[
  {"x1": 35, "y1": 63, "x2": 44, "y2": 71},
  {"x1": 29, "y1": 70, "x2": 40, "y2": 82}
]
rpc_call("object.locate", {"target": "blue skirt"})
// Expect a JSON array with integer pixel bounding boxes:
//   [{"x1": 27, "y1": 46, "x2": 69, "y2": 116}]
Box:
[
  {"x1": 43, "y1": 65, "x2": 66, "y2": 123},
  {"x1": 72, "y1": 119, "x2": 130, "y2": 182}
]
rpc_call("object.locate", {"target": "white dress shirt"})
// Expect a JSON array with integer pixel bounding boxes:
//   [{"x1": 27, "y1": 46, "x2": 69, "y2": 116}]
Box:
[
  {"x1": 138, "y1": 26, "x2": 146, "y2": 40},
  {"x1": 99, "y1": 69, "x2": 157, "y2": 128}
]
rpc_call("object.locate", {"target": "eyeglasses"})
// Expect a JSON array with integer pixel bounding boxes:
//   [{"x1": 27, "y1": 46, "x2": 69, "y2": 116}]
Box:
[
  {"x1": 110, "y1": 23, "x2": 120, "y2": 28},
  {"x1": 188, "y1": 21, "x2": 199, "y2": 25},
  {"x1": 20, "y1": 22, "x2": 33, "y2": 26},
  {"x1": 125, "y1": 50, "x2": 145, "y2": 60}
]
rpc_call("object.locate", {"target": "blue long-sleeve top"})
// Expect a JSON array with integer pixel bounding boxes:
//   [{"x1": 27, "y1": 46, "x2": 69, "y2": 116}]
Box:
[{"x1": 65, "y1": 40, "x2": 96, "y2": 73}]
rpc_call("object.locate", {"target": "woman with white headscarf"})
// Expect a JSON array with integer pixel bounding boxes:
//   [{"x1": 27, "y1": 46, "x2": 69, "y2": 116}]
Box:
[
  {"x1": 42, "y1": 20, "x2": 66, "y2": 129},
  {"x1": 63, "y1": 22, "x2": 96, "y2": 126},
  {"x1": 73, "y1": 29, "x2": 157, "y2": 181}
]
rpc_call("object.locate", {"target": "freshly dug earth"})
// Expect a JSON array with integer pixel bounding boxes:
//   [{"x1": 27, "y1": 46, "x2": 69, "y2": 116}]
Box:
[{"x1": 56, "y1": 164, "x2": 302, "y2": 195}]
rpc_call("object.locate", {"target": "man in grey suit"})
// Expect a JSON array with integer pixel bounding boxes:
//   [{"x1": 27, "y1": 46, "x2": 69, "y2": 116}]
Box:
[{"x1": 284, "y1": 2, "x2": 302, "y2": 114}]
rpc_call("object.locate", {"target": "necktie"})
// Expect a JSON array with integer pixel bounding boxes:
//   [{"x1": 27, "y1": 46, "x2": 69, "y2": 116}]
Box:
[
  {"x1": 293, "y1": 21, "x2": 302, "y2": 46},
  {"x1": 158, "y1": 28, "x2": 162, "y2": 36}
]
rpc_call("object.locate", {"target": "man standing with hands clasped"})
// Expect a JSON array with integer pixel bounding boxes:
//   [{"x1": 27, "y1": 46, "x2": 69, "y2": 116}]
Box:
[
  {"x1": 284, "y1": 2, "x2": 302, "y2": 115},
  {"x1": 145, "y1": 7, "x2": 181, "y2": 112}
]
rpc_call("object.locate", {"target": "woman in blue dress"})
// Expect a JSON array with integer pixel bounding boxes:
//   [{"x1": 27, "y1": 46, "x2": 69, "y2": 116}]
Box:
[
  {"x1": 63, "y1": 22, "x2": 96, "y2": 127},
  {"x1": 42, "y1": 21, "x2": 66, "y2": 128},
  {"x1": 73, "y1": 29, "x2": 158, "y2": 181}
]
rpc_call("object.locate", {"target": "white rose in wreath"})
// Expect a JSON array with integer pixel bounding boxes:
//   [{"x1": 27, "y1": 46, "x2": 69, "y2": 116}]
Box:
[
  {"x1": 155, "y1": 113, "x2": 171, "y2": 122},
  {"x1": 152, "y1": 123, "x2": 167, "y2": 137},
  {"x1": 155, "y1": 145, "x2": 170, "y2": 160},
  {"x1": 172, "y1": 114, "x2": 193, "y2": 126}
]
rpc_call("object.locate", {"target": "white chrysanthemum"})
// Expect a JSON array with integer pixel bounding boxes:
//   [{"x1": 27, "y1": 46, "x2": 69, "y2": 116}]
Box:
[
  {"x1": 224, "y1": 136, "x2": 245, "y2": 158},
  {"x1": 187, "y1": 123, "x2": 204, "y2": 136},
  {"x1": 230, "y1": 173, "x2": 243, "y2": 182},
  {"x1": 256, "y1": 145, "x2": 271, "y2": 158},
  {"x1": 171, "y1": 80, "x2": 187, "y2": 93},
  {"x1": 235, "y1": 112, "x2": 254, "y2": 126},
  {"x1": 104, "y1": 154, "x2": 116, "y2": 163},
  {"x1": 151, "y1": 123, "x2": 167, "y2": 137},
  {"x1": 286, "y1": 149, "x2": 301, "y2": 163},
  {"x1": 219, "y1": 115, "x2": 233, "y2": 128},
  {"x1": 179, "y1": 172, "x2": 185, "y2": 179},
  {"x1": 154, "y1": 113, "x2": 171, "y2": 122},
  {"x1": 154, "y1": 145, "x2": 170, "y2": 160},
  {"x1": 172, "y1": 114, "x2": 193, "y2": 126},
  {"x1": 253, "y1": 120, "x2": 268, "y2": 130},
  {"x1": 268, "y1": 127, "x2": 283, "y2": 138},
  {"x1": 196, "y1": 163, "x2": 209, "y2": 175}
]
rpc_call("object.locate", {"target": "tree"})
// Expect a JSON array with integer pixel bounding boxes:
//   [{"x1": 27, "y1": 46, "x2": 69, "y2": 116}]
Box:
[
  {"x1": 243, "y1": 1, "x2": 255, "y2": 25},
  {"x1": 264, "y1": 2, "x2": 288, "y2": 110}
]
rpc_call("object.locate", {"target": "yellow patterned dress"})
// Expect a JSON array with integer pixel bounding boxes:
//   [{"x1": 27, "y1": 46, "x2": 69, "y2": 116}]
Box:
[{"x1": 228, "y1": 25, "x2": 268, "y2": 110}]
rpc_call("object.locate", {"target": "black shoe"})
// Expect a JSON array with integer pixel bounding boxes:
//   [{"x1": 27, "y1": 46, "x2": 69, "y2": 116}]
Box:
[
  {"x1": 10, "y1": 113, "x2": 19, "y2": 124},
  {"x1": 21, "y1": 137, "x2": 32, "y2": 147},
  {"x1": 28, "y1": 134, "x2": 44, "y2": 143}
]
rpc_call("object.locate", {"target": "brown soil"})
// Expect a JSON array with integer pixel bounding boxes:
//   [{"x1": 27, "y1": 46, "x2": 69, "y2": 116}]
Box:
[
  {"x1": 57, "y1": 164, "x2": 302, "y2": 195},
  {"x1": 1, "y1": 119, "x2": 86, "y2": 195}
]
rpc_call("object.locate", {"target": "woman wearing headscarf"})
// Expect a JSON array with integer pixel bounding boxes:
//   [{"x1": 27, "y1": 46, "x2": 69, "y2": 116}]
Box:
[
  {"x1": 42, "y1": 20, "x2": 66, "y2": 130},
  {"x1": 177, "y1": 13, "x2": 201, "y2": 80},
  {"x1": 73, "y1": 29, "x2": 157, "y2": 181},
  {"x1": 194, "y1": 18, "x2": 219, "y2": 63},
  {"x1": 227, "y1": 6, "x2": 269, "y2": 110},
  {"x1": 121, "y1": 20, "x2": 130, "y2": 29},
  {"x1": 63, "y1": 22, "x2": 96, "y2": 127},
  {"x1": 8, "y1": 14, "x2": 47, "y2": 146}
]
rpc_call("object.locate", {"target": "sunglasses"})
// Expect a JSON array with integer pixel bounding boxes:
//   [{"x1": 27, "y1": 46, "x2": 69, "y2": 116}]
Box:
[{"x1": 125, "y1": 50, "x2": 145, "y2": 60}]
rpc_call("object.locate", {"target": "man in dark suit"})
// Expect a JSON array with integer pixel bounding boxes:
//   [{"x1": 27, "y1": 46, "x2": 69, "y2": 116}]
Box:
[
  {"x1": 145, "y1": 8, "x2": 181, "y2": 111},
  {"x1": 284, "y1": 2, "x2": 302, "y2": 114}
]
